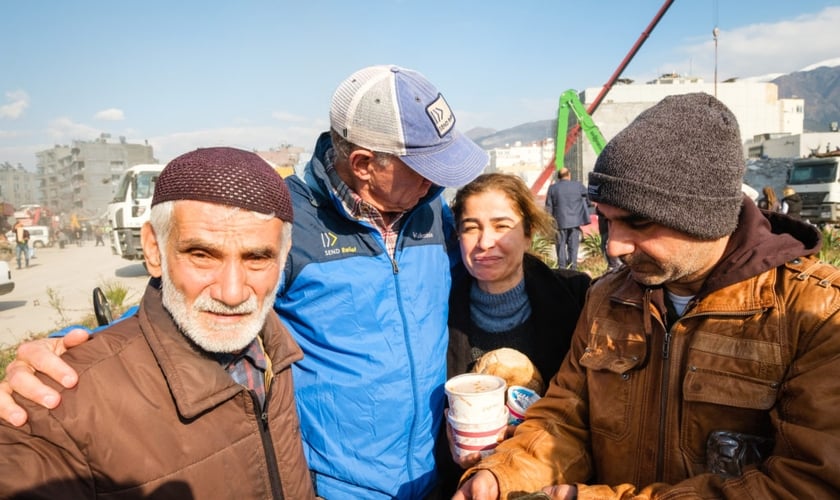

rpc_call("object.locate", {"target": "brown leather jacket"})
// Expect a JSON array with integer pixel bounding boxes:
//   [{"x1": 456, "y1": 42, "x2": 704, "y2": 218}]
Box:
[
  {"x1": 0, "y1": 280, "x2": 315, "y2": 499},
  {"x1": 467, "y1": 200, "x2": 840, "y2": 499}
]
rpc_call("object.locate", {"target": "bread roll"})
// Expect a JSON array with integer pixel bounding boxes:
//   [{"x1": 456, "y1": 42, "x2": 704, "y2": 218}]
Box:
[{"x1": 471, "y1": 347, "x2": 544, "y2": 394}]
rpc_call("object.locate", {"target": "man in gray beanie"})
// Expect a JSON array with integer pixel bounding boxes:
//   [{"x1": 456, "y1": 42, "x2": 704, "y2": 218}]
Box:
[
  {"x1": 0, "y1": 147, "x2": 315, "y2": 498},
  {"x1": 456, "y1": 93, "x2": 840, "y2": 499}
]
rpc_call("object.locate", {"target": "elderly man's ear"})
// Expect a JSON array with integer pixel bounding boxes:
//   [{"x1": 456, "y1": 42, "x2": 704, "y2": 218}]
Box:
[
  {"x1": 140, "y1": 222, "x2": 163, "y2": 278},
  {"x1": 348, "y1": 149, "x2": 376, "y2": 181}
]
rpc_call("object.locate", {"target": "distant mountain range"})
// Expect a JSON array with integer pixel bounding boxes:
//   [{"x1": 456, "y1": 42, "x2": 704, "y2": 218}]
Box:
[
  {"x1": 773, "y1": 65, "x2": 840, "y2": 132},
  {"x1": 466, "y1": 120, "x2": 556, "y2": 150},
  {"x1": 467, "y1": 62, "x2": 840, "y2": 148}
]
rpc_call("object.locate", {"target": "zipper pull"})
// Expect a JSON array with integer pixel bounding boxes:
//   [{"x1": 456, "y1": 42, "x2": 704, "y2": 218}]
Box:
[{"x1": 662, "y1": 331, "x2": 672, "y2": 359}]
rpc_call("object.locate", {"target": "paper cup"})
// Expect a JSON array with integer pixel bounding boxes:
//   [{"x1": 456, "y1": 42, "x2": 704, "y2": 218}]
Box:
[
  {"x1": 445, "y1": 373, "x2": 507, "y2": 423},
  {"x1": 447, "y1": 408, "x2": 508, "y2": 460},
  {"x1": 506, "y1": 385, "x2": 541, "y2": 425}
]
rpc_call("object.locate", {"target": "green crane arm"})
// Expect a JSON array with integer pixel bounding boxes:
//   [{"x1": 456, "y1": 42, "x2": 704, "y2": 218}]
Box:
[
  {"x1": 554, "y1": 89, "x2": 607, "y2": 172},
  {"x1": 530, "y1": 0, "x2": 674, "y2": 195}
]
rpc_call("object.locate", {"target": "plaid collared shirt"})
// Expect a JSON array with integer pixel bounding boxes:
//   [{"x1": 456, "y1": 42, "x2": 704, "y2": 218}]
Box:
[
  {"x1": 324, "y1": 149, "x2": 405, "y2": 257},
  {"x1": 216, "y1": 338, "x2": 268, "y2": 409}
]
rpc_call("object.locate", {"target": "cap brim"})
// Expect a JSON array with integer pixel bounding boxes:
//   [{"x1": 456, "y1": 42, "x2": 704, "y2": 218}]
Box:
[{"x1": 400, "y1": 131, "x2": 488, "y2": 188}]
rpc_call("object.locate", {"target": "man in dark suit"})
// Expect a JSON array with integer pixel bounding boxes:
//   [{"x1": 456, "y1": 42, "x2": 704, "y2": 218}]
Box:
[{"x1": 545, "y1": 168, "x2": 590, "y2": 269}]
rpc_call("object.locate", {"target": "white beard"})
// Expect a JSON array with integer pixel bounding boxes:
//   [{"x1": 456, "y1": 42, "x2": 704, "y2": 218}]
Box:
[{"x1": 159, "y1": 263, "x2": 277, "y2": 353}]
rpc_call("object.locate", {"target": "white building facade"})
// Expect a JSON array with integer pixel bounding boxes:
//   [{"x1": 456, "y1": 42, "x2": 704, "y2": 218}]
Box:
[
  {"x1": 486, "y1": 76, "x2": 806, "y2": 195},
  {"x1": 37, "y1": 134, "x2": 157, "y2": 218},
  {"x1": 488, "y1": 139, "x2": 556, "y2": 197},
  {"x1": 746, "y1": 130, "x2": 840, "y2": 159},
  {"x1": 574, "y1": 76, "x2": 804, "y2": 181}
]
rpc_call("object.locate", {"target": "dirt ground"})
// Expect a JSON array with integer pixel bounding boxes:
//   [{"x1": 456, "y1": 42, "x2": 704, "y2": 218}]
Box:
[{"x1": 0, "y1": 242, "x2": 150, "y2": 349}]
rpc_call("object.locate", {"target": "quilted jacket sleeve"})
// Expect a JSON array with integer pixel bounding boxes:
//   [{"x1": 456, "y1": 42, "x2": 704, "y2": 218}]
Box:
[{"x1": 0, "y1": 403, "x2": 93, "y2": 497}]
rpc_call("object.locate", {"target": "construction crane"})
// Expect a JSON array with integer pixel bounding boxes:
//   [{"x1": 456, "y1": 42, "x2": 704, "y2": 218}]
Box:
[
  {"x1": 530, "y1": 0, "x2": 675, "y2": 195},
  {"x1": 554, "y1": 89, "x2": 607, "y2": 172}
]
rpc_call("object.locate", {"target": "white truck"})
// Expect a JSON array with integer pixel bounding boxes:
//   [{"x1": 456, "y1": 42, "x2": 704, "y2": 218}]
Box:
[
  {"x1": 108, "y1": 164, "x2": 164, "y2": 261},
  {"x1": 786, "y1": 152, "x2": 840, "y2": 226}
]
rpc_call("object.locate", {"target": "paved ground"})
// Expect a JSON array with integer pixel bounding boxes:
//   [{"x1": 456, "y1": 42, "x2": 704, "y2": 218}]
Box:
[{"x1": 0, "y1": 243, "x2": 150, "y2": 349}]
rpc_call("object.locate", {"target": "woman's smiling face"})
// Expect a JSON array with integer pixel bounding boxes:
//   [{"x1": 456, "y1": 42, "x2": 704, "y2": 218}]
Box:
[{"x1": 458, "y1": 189, "x2": 530, "y2": 294}]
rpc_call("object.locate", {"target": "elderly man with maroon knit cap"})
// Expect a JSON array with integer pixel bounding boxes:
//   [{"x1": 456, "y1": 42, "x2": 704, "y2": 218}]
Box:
[
  {"x1": 0, "y1": 64, "x2": 489, "y2": 498},
  {"x1": 0, "y1": 147, "x2": 314, "y2": 499}
]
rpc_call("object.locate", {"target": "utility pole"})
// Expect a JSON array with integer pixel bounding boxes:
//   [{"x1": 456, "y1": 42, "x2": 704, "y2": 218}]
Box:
[{"x1": 713, "y1": 26, "x2": 720, "y2": 97}]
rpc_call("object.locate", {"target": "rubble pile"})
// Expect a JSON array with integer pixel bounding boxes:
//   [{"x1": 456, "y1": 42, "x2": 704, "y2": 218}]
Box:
[{"x1": 744, "y1": 158, "x2": 794, "y2": 195}]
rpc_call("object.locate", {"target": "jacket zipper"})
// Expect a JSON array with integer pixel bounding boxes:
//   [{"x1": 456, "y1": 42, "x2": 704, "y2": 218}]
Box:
[
  {"x1": 656, "y1": 327, "x2": 672, "y2": 480},
  {"x1": 252, "y1": 388, "x2": 285, "y2": 500},
  {"x1": 654, "y1": 305, "x2": 765, "y2": 480},
  {"x1": 392, "y1": 230, "x2": 420, "y2": 485}
]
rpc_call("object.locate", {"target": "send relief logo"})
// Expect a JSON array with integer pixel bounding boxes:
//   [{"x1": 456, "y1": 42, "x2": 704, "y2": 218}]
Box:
[
  {"x1": 320, "y1": 231, "x2": 357, "y2": 256},
  {"x1": 320, "y1": 232, "x2": 337, "y2": 248}
]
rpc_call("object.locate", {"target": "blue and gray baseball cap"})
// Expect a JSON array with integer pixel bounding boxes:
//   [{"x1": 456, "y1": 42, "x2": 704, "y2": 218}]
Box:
[{"x1": 330, "y1": 65, "x2": 488, "y2": 187}]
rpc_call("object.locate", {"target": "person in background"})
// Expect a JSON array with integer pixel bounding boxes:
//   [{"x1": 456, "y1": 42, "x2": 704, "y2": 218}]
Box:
[
  {"x1": 94, "y1": 226, "x2": 105, "y2": 246},
  {"x1": 545, "y1": 168, "x2": 590, "y2": 270},
  {"x1": 0, "y1": 147, "x2": 314, "y2": 498},
  {"x1": 57, "y1": 228, "x2": 68, "y2": 249},
  {"x1": 27, "y1": 236, "x2": 36, "y2": 261},
  {"x1": 0, "y1": 65, "x2": 488, "y2": 500},
  {"x1": 780, "y1": 185, "x2": 803, "y2": 220},
  {"x1": 0, "y1": 231, "x2": 12, "y2": 262},
  {"x1": 455, "y1": 93, "x2": 840, "y2": 499},
  {"x1": 756, "y1": 185, "x2": 780, "y2": 212},
  {"x1": 437, "y1": 173, "x2": 590, "y2": 494},
  {"x1": 13, "y1": 221, "x2": 29, "y2": 269}
]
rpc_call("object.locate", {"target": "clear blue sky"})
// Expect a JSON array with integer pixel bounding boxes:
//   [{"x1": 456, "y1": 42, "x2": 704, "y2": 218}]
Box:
[{"x1": 2, "y1": 0, "x2": 839, "y2": 169}]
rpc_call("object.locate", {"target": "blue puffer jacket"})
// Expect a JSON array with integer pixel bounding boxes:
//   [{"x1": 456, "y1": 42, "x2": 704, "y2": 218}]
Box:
[{"x1": 276, "y1": 132, "x2": 455, "y2": 499}]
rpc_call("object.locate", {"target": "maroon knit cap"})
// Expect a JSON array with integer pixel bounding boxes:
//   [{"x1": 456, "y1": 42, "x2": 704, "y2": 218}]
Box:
[{"x1": 152, "y1": 147, "x2": 293, "y2": 222}]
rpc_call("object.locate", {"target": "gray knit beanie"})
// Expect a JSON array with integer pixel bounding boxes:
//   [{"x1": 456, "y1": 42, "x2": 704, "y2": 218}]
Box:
[{"x1": 588, "y1": 92, "x2": 744, "y2": 240}]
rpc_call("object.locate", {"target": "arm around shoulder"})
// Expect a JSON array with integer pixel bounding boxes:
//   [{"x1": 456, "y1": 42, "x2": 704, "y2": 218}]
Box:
[{"x1": 0, "y1": 329, "x2": 90, "y2": 426}]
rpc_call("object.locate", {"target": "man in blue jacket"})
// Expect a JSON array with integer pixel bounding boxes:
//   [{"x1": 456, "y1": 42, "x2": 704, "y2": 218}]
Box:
[
  {"x1": 0, "y1": 65, "x2": 488, "y2": 499},
  {"x1": 278, "y1": 65, "x2": 487, "y2": 498}
]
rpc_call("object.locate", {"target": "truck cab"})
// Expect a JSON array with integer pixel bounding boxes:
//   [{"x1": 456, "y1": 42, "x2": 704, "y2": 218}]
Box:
[
  {"x1": 787, "y1": 155, "x2": 840, "y2": 226},
  {"x1": 108, "y1": 164, "x2": 164, "y2": 261}
]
